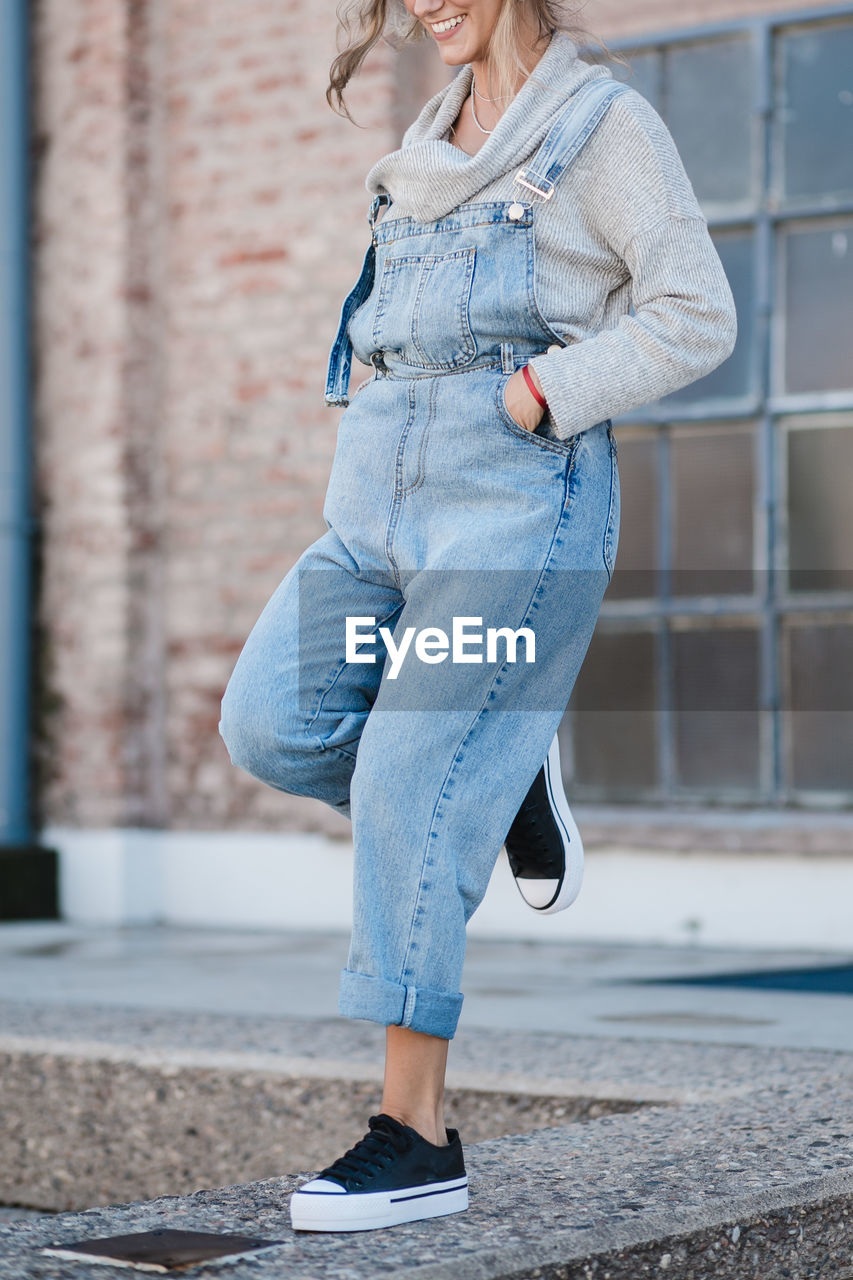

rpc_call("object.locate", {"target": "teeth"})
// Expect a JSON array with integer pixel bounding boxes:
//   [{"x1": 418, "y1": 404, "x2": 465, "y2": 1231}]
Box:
[{"x1": 432, "y1": 14, "x2": 466, "y2": 32}]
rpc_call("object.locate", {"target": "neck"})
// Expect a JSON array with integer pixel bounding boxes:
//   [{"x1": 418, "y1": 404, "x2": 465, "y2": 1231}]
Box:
[{"x1": 468, "y1": 27, "x2": 552, "y2": 122}]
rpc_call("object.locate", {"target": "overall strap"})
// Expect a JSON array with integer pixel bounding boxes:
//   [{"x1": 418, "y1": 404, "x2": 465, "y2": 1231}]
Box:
[
  {"x1": 513, "y1": 78, "x2": 632, "y2": 205},
  {"x1": 368, "y1": 192, "x2": 392, "y2": 229},
  {"x1": 324, "y1": 192, "x2": 393, "y2": 404}
]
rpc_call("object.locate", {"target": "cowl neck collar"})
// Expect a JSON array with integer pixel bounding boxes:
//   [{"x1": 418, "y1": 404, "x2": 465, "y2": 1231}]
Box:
[{"x1": 364, "y1": 30, "x2": 611, "y2": 222}]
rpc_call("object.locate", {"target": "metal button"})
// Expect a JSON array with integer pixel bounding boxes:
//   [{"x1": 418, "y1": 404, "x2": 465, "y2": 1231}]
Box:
[
  {"x1": 547, "y1": 344, "x2": 562, "y2": 355},
  {"x1": 508, "y1": 202, "x2": 525, "y2": 221}
]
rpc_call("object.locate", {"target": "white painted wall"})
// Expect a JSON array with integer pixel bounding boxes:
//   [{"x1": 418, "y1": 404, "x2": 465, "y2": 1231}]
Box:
[{"x1": 44, "y1": 826, "x2": 853, "y2": 951}]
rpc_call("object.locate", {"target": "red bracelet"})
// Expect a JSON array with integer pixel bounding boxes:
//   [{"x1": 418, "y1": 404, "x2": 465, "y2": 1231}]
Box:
[{"x1": 521, "y1": 363, "x2": 547, "y2": 409}]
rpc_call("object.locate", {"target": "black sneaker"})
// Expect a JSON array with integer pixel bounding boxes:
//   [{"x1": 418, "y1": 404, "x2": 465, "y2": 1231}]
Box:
[
  {"x1": 504, "y1": 732, "x2": 584, "y2": 914},
  {"x1": 289, "y1": 1113, "x2": 468, "y2": 1233}
]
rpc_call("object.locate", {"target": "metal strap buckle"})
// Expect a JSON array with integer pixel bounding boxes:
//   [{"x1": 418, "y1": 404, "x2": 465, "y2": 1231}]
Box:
[{"x1": 513, "y1": 168, "x2": 555, "y2": 200}]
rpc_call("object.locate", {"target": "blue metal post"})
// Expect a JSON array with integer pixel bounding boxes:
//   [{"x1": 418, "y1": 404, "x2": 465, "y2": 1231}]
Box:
[{"x1": 0, "y1": 0, "x2": 33, "y2": 846}]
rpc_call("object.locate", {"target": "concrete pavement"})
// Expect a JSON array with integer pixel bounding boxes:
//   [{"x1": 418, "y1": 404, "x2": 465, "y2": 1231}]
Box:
[
  {"x1": 1, "y1": 920, "x2": 852, "y2": 1050},
  {"x1": 1, "y1": 922, "x2": 851, "y2": 1278}
]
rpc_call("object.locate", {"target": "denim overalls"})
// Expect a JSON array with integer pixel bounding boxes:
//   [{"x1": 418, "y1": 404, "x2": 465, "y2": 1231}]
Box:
[{"x1": 219, "y1": 79, "x2": 626, "y2": 1040}]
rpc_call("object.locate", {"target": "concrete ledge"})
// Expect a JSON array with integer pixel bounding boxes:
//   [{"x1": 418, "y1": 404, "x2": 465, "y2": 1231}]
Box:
[
  {"x1": 0, "y1": 1004, "x2": 851, "y2": 1278},
  {"x1": 44, "y1": 825, "x2": 853, "y2": 950},
  {"x1": 0, "y1": 1036, "x2": 644, "y2": 1213},
  {"x1": 1, "y1": 1151, "x2": 850, "y2": 1280}
]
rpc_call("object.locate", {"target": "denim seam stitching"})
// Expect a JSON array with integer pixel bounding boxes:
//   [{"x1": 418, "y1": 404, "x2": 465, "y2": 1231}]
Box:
[
  {"x1": 399, "y1": 374, "x2": 435, "y2": 497},
  {"x1": 373, "y1": 201, "x2": 532, "y2": 246},
  {"x1": 373, "y1": 249, "x2": 478, "y2": 373},
  {"x1": 303, "y1": 600, "x2": 404, "y2": 738},
  {"x1": 384, "y1": 383, "x2": 418, "y2": 588},
  {"x1": 377, "y1": 359, "x2": 504, "y2": 382},
  {"x1": 401, "y1": 985, "x2": 418, "y2": 1027},
  {"x1": 527, "y1": 209, "x2": 570, "y2": 348},
  {"x1": 494, "y1": 373, "x2": 578, "y2": 457},
  {"x1": 411, "y1": 247, "x2": 477, "y2": 370},
  {"x1": 326, "y1": 239, "x2": 376, "y2": 404},
  {"x1": 525, "y1": 82, "x2": 630, "y2": 201},
  {"x1": 602, "y1": 430, "x2": 618, "y2": 583},
  {"x1": 396, "y1": 467, "x2": 574, "y2": 991}
]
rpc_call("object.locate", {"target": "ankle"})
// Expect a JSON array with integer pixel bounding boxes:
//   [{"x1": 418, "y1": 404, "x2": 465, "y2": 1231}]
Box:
[{"x1": 380, "y1": 1104, "x2": 447, "y2": 1147}]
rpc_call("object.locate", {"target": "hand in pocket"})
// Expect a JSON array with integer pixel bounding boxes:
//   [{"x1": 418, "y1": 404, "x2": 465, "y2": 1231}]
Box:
[{"x1": 503, "y1": 367, "x2": 547, "y2": 433}]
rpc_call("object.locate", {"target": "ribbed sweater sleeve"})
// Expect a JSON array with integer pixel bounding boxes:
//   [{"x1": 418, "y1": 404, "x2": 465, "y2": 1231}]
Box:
[{"x1": 527, "y1": 94, "x2": 738, "y2": 438}]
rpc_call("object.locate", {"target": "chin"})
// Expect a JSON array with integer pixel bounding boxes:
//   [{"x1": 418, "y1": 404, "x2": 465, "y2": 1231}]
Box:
[{"x1": 439, "y1": 39, "x2": 480, "y2": 64}]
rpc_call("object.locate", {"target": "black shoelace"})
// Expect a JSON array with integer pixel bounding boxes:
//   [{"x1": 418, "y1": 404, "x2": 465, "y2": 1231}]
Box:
[{"x1": 318, "y1": 1114, "x2": 413, "y2": 1188}]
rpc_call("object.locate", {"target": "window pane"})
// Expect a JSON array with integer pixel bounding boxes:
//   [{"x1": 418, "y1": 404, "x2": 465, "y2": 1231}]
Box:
[
  {"x1": 672, "y1": 627, "x2": 761, "y2": 789},
  {"x1": 784, "y1": 622, "x2": 853, "y2": 790},
  {"x1": 781, "y1": 222, "x2": 853, "y2": 395},
  {"x1": 573, "y1": 19, "x2": 853, "y2": 807},
  {"x1": 665, "y1": 232, "x2": 754, "y2": 406},
  {"x1": 786, "y1": 713, "x2": 853, "y2": 792},
  {"x1": 569, "y1": 629, "x2": 659, "y2": 792},
  {"x1": 671, "y1": 427, "x2": 754, "y2": 596},
  {"x1": 778, "y1": 21, "x2": 853, "y2": 202},
  {"x1": 787, "y1": 424, "x2": 853, "y2": 592},
  {"x1": 610, "y1": 49, "x2": 661, "y2": 112},
  {"x1": 665, "y1": 37, "x2": 755, "y2": 209},
  {"x1": 608, "y1": 433, "x2": 659, "y2": 600}
]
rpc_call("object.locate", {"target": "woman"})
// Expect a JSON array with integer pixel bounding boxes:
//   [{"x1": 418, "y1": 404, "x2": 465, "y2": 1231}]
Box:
[{"x1": 219, "y1": 0, "x2": 737, "y2": 1234}]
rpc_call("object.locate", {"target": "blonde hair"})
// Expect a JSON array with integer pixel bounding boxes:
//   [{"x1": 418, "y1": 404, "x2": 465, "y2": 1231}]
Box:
[{"x1": 327, "y1": 1, "x2": 630, "y2": 125}]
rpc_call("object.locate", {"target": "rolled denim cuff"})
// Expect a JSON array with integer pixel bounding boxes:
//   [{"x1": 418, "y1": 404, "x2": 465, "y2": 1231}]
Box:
[{"x1": 338, "y1": 969, "x2": 464, "y2": 1040}]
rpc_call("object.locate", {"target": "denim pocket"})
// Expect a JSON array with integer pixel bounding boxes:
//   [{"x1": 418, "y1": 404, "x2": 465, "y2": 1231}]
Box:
[
  {"x1": 494, "y1": 372, "x2": 576, "y2": 457},
  {"x1": 372, "y1": 247, "x2": 477, "y2": 371}
]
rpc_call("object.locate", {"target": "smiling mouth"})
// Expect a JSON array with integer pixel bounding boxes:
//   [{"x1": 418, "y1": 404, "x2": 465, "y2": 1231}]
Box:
[{"x1": 431, "y1": 13, "x2": 467, "y2": 35}]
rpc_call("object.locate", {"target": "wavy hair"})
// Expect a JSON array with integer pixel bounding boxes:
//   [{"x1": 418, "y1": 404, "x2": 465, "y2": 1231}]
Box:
[{"x1": 327, "y1": 1, "x2": 630, "y2": 125}]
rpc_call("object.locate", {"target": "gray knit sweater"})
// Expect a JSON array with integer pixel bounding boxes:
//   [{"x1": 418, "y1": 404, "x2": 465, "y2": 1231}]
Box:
[{"x1": 363, "y1": 31, "x2": 738, "y2": 439}]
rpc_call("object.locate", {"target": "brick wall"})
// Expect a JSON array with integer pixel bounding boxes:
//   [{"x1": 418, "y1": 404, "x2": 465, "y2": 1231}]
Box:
[
  {"x1": 33, "y1": 0, "x2": 143, "y2": 829},
  {"x1": 33, "y1": 0, "x2": 394, "y2": 836},
  {"x1": 157, "y1": 3, "x2": 393, "y2": 836},
  {"x1": 32, "y1": 0, "x2": 832, "y2": 836}
]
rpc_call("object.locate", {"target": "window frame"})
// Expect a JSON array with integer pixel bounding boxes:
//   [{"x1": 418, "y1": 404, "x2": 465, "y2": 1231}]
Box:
[{"x1": 570, "y1": 3, "x2": 853, "y2": 807}]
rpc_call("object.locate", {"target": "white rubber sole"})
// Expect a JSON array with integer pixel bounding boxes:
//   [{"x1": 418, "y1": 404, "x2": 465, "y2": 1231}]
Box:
[
  {"x1": 514, "y1": 732, "x2": 585, "y2": 915},
  {"x1": 290, "y1": 1176, "x2": 469, "y2": 1232}
]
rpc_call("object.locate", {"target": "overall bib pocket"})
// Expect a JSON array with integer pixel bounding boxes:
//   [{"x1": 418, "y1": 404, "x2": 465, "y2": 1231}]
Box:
[
  {"x1": 494, "y1": 371, "x2": 577, "y2": 457},
  {"x1": 372, "y1": 247, "x2": 477, "y2": 371}
]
